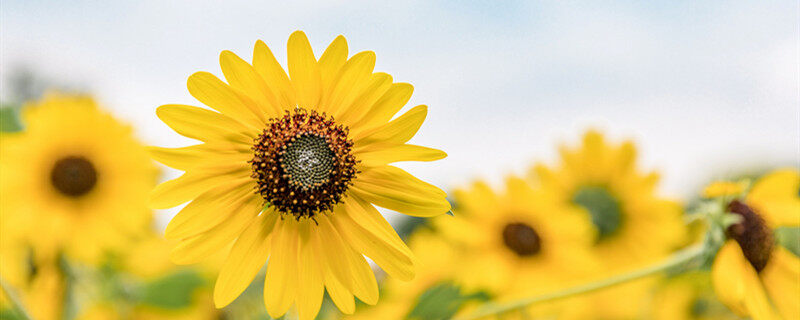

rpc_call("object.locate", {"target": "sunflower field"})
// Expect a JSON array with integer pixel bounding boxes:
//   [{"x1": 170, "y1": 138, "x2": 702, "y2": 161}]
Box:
[{"x1": 1, "y1": 2, "x2": 798, "y2": 320}]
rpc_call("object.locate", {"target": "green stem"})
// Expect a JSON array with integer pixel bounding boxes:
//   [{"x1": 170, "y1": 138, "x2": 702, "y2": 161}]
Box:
[
  {"x1": 455, "y1": 244, "x2": 706, "y2": 320},
  {"x1": 0, "y1": 276, "x2": 33, "y2": 320}
]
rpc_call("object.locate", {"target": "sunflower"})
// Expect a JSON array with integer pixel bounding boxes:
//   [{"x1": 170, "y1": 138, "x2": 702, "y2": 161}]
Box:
[
  {"x1": 435, "y1": 177, "x2": 596, "y2": 298},
  {"x1": 0, "y1": 94, "x2": 156, "y2": 265},
  {"x1": 531, "y1": 130, "x2": 686, "y2": 319},
  {"x1": 149, "y1": 31, "x2": 450, "y2": 320},
  {"x1": 651, "y1": 272, "x2": 738, "y2": 320},
  {"x1": 708, "y1": 168, "x2": 800, "y2": 320}
]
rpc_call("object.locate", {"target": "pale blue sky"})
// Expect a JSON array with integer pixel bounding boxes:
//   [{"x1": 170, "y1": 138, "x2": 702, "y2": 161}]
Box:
[{"x1": 2, "y1": 1, "x2": 798, "y2": 225}]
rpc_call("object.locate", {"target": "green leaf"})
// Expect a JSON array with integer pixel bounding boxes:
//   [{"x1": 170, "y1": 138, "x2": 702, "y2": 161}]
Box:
[
  {"x1": 0, "y1": 106, "x2": 23, "y2": 132},
  {"x1": 0, "y1": 308, "x2": 26, "y2": 320},
  {"x1": 775, "y1": 227, "x2": 800, "y2": 257},
  {"x1": 139, "y1": 269, "x2": 206, "y2": 310},
  {"x1": 405, "y1": 282, "x2": 490, "y2": 320}
]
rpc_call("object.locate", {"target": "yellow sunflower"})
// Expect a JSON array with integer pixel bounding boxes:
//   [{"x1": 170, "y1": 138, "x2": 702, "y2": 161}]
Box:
[
  {"x1": 435, "y1": 177, "x2": 596, "y2": 298},
  {"x1": 149, "y1": 31, "x2": 450, "y2": 320},
  {"x1": 708, "y1": 168, "x2": 800, "y2": 320},
  {"x1": 0, "y1": 94, "x2": 156, "y2": 265},
  {"x1": 651, "y1": 272, "x2": 738, "y2": 320},
  {"x1": 531, "y1": 130, "x2": 686, "y2": 319}
]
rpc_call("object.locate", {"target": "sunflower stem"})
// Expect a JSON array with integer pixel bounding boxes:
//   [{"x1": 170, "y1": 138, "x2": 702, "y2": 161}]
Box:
[
  {"x1": 455, "y1": 244, "x2": 706, "y2": 320},
  {"x1": 0, "y1": 275, "x2": 33, "y2": 320}
]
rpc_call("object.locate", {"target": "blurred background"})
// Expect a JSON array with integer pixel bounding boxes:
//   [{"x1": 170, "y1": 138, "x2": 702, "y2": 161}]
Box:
[{"x1": 2, "y1": 0, "x2": 797, "y2": 226}]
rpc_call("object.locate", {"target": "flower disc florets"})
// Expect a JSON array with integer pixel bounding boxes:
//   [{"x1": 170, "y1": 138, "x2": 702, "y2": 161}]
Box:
[
  {"x1": 726, "y1": 200, "x2": 773, "y2": 272},
  {"x1": 250, "y1": 109, "x2": 357, "y2": 219},
  {"x1": 51, "y1": 156, "x2": 98, "y2": 197},
  {"x1": 502, "y1": 222, "x2": 542, "y2": 257}
]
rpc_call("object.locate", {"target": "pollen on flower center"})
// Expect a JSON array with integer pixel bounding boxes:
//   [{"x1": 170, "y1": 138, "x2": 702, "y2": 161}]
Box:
[
  {"x1": 502, "y1": 222, "x2": 542, "y2": 257},
  {"x1": 726, "y1": 200, "x2": 774, "y2": 272},
  {"x1": 50, "y1": 156, "x2": 98, "y2": 197},
  {"x1": 250, "y1": 109, "x2": 358, "y2": 219}
]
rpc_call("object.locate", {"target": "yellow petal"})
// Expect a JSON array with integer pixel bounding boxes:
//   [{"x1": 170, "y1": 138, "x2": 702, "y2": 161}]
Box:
[
  {"x1": 323, "y1": 267, "x2": 355, "y2": 314},
  {"x1": 326, "y1": 51, "x2": 376, "y2": 117},
  {"x1": 214, "y1": 210, "x2": 278, "y2": 308},
  {"x1": 354, "y1": 104, "x2": 427, "y2": 147},
  {"x1": 712, "y1": 241, "x2": 749, "y2": 316},
  {"x1": 761, "y1": 246, "x2": 800, "y2": 320},
  {"x1": 312, "y1": 216, "x2": 355, "y2": 291},
  {"x1": 356, "y1": 144, "x2": 446, "y2": 167},
  {"x1": 187, "y1": 72, "x2": 265, "y2": 129},
  {"x1": 351, "y1": 166, "x2": 449, "y2": 217},
  {"x1": 149, "y1": 165, "x2": 250, "y2": 209},
  {"x1": 344, "y1": 242, "x2": 379, "y2": 305},
  {"x1": 343, "y1": 194, "x2": 412, "y2": 257},
  {"x1": 287, "y1": 31, "x2": 321, "y2": 109},
  {"x1": 220, "y1": 50, "x2": 282, "y2": 118},
  {"x1": 148, "y1": 143, "x2": 251, "y2": 170},
  {"x1": 330, "y1": 206, "x2": 414, "y2": 281},
  {"x1": 318, "y1": 35, "x2": 348, "y2": 100},
  {"x1": 712, "y1": 240, "x2": 781, "y2": 319},
  {"x1": 264, "y1": 218, "x2": 299, "y2": 318},
  {"x1": 356, "y1": 83, "x2": 414, "y2": 131},
  {"x1": 170, "y1": 196, "x2": 261, "y2": 264},
  {"x1": 156, "y1": 104, "x2": 254, "y2": 145},
  {"x1": 748, "y1": 169, "x2": 800, "y2": 227},
  {"x1": 165, "y1": 178, "x2": 254, "y2": 240},
  {"x1": 253, "y1": 40, "x2": 295, "y2": 110},
  {"x1": 296, "y1": 221, "x2": 324, "y2": 320},
  {"x1": 338, "y1": 72, "x2": 393, "y2": 126}
]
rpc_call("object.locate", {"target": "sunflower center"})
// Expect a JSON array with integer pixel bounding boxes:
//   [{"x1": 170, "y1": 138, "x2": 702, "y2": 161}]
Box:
[
  {"x1": 50, "y1": 156, "x2": 97, "y2": 197},
  {"x1": 250, "y1": 109, "x2": 357, "y2": 219},
  {"x1": 726, "y1": 200, "x2": 773, "y2": 272},
  {"x1": 572, "y1": 186, "x2": 622, "y2": 241},
  {"x1": 502, "y1": 222, "x2": 541, "y2": 257}
]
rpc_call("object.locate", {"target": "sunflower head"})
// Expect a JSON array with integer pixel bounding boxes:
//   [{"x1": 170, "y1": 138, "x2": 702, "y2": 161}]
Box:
[
  {"x1": 251, "y1": 108, "x2": 358, "y2": 219},
  {"x1": 725, "y1": 200, "x2": 773, "y2": 272},
  {"x1": 150, "y1": 31, "x2": 449, "y2": 320},
  {"x1": 1, "y1": 93, "x2": 155, "y2": 264}
]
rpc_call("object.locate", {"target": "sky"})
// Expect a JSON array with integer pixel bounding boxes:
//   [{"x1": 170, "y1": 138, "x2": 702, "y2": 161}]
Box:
[{"x1": 2, "y1": 0, "x2": 798, "y2": 225}]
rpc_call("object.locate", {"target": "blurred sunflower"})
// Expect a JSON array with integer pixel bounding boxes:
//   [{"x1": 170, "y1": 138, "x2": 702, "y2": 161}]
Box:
[
  {"x1": 531, "y1": 130, "x2": 686, "y2": 319},
  {"x1": 149, "y1": 31, "x2": 449, "y2": 320},
  {"x1": 435, "y1": 177, "x2": 596, "y2": 297},
  {"x1": 707, "y1": 168, "x2": 800, "y2": 320},
  {"x1": 0, "y1": 94, "x2": 156, "y2": 265},
  {"x1": 651, "y1": 272, "x2": 738, "y2": 320}
]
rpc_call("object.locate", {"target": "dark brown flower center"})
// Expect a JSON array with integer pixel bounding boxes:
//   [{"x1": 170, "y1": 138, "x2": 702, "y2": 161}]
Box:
[
  {"x1": 250, "y1": 109, "x2": 357, "y2": 219},
  {"x1": 50, "y1": 156, "x2": 97, "y2": 197},
  {"x1": 726, "y1": 200, "x2": 774, "y2": 272},
  {"x1": 502, "y1": 222, "x2": 541, "y2": 257}
]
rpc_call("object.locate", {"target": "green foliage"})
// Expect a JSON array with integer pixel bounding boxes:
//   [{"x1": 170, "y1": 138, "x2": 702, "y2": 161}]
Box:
[
  {"x1": 139, "y1": 269, "x2": 206, "y2": 310},
  {"x1": 405, "y1": 282, "x2": 490, "y2": 320},
  {"x1": 775, "y1": 226, "x2": 800, "y2": 257},
  {"x1": 0, "y1": 308, "x2": 26, "y2": 320},
  {"x1": 0, "y1": 105, "x2": 23, "y2": 132}
]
